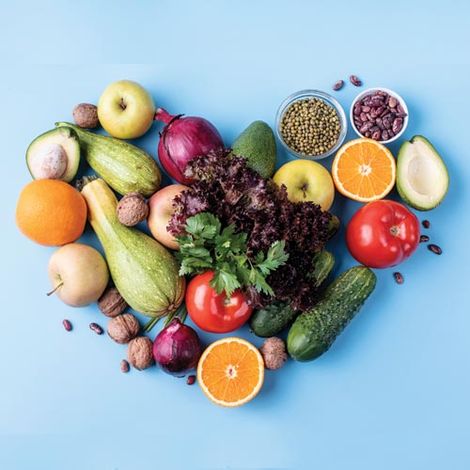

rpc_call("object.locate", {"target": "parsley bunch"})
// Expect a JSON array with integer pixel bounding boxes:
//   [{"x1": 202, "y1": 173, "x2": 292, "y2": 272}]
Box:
[{"x1": 176, "y1": 213, "x2": 289, "y2": 298}]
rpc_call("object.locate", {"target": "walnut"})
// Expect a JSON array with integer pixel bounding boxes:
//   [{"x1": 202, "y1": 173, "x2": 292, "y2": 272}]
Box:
[
  {"x1": 116, "y1": 192, "x2": 149, "y2": 226},
  {"x1": 98, "y1": 287, "x2": 128, "y2": 318},
  {"x1": 127, "y1": 336, "x2": 154, "y2": 370},
  {"x1": 72, "y1": 103, "x2": 99, "y2": 129},
  {"x1": 107, "y1": 313, "x2": 140, "y2": 344},
  {"x1": 259, "y1": 337, "x2": 287, "y2": 370}
]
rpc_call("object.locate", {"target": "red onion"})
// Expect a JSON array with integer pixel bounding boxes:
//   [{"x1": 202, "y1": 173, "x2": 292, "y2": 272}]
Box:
[
  {"x1": 155, "y1": 107, "x2": 224, "y2": 184},
  {"x1": 153, "y1": 318, "x2": 203, "y2": 376}
]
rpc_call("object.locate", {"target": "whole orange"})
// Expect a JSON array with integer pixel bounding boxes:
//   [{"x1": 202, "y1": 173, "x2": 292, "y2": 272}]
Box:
[{"x1": 16, "y1": 179, "x2": 87, "y2": 246}]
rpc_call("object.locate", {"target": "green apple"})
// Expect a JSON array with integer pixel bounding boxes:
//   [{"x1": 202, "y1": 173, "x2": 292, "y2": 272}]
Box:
[
  {"x1": 48, "y1": 243, "x2": 109, "y2": 307},
  {"x1": 273, "y1": 159, "x2": 335, "y2": 211},
  {"x1": 97, "y1": 80, "x2": 155, "y2": 139}
]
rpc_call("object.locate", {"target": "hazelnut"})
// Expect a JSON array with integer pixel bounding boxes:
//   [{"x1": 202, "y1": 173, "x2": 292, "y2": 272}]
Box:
[
  {"x1": 127, "y1": 336, "x2": 154, "y2": 370},
  {"x1": 116, "y1": 192, "x2": 149, "y2": 227},
  {"x1": 260, "y1": 337, "x2": 287, "y2": 370},
  {"x1": 98, "y1": 287, "x2": 128, "y2": 317},
  {"x1": 107, "y1": 313, "x2": 140, "y2": 344},
  {"x1": 73, "y1": 103, "x2": 99, "y2": 129}
]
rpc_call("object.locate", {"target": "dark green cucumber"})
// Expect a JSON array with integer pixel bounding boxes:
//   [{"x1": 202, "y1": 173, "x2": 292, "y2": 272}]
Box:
[
  {"x1": 310, "y1": 250, "x2": 335, "y2": 288},
  {"x1": 56, "y1": 122, "x2": 161, "y2": 197},
  {"x1": 287, "y1": 266, "x2": 376, "y2": 361},
  {"x1": 250, "y1": 302, "x2": 296, "y2": 338},
  {"x1": 250, "y1": 251, "x2": 335, "y2": 337}
]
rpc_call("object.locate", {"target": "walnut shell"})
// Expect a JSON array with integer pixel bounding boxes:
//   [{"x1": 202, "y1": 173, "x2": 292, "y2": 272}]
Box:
[
  {"x1": 116, "y1": 192, "x2": 149, "y2": 227},
  {"x1": 260, "y1": 337, "x2": 287, "y2": 370},
  {"x1": 98, "y1": 287, "x2": 128, "y2": 318},
  {"x1": 73, "y1": 103, "x2": 99, "y2": 129},
  {"x1": 127, "y1": 336, "x2": 154, "y2": 370},
  {"x1": 107, "y1": 313, "x2": 140, "y2": 344}
]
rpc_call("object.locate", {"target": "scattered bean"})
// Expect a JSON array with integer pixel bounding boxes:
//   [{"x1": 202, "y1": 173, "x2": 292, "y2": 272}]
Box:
[
  {"x1": 186, "y1": 375, "x2": 196, "y2": 385},
  {"x1": 332, "y1": 80, "x2": 344, "y2": 91},
  {"x1": 89, "y1": 322, "x2": 104, "y2": 335},
  {"x1": 393, "y1": 272, "x2": 404, "y2": 285},
  {"x1": 420, "y1": 235, "x2": 430, "y2": 243},
  {"x1": 428, "y1": 244, "x2": 442, "y2": 255},
  {"x1": 349, "y1": 75, "x2": 362, "y2": 87},
  {"x1": 120, "y1": 359, "x2": 130, "y2": 373},
  {"x1": 62, "y1": 319, "x2": 72, "y2": 332},
  {"x1": 422, "y1": 219, "x2": 431, "y2": 229}
]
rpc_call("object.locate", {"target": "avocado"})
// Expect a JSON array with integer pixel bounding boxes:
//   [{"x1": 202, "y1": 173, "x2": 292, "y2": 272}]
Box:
[
  {"x1": 26, "y1": 127, "x2": 80, "y2": 182},
  {"x1": 397, "y1": 135, "x2": 449, "y2": 211},
  {"x1": 231, "y1": 120, "x2": 277, "y2": 178}
]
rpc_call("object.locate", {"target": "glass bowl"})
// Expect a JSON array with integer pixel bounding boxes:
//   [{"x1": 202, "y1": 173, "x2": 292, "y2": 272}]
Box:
[
  {"x1": 350, "y1": 87, "x2": 409, "y2": 144},
  {"x1": 275, "y1": 89, "x2": 347, "y2": 160}
]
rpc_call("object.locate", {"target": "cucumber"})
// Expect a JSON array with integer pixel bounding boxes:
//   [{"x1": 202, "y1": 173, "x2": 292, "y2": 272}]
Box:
[
  {"x1": 250, "y1": 251, "x2": 335, "y2": 337},
  {"x1": 81, "y1": 177, "x2": 185, "y2": 319},
  {"x1": 250, "y1": 302, "x2": 296, "y2": 338},
  {"x1": 310, "y1": 250, "x2": 335, "y2": 288},
  {"x1": 287, "y1": 266, "x2": 376, "y2": 361},
  {"x1": 56, "y1": 122, "x2": 161, "y2": 197}
]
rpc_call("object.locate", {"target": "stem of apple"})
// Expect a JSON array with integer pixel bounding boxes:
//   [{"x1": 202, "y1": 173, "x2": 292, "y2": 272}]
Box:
[{"x1": 46, "y1": 281, "x2": 64, "y2": 297}]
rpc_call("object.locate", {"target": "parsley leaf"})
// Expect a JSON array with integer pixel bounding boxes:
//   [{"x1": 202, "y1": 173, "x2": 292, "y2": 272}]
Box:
[{"x1": 176, "y1": 213, "x2": 288, "y2": 298}]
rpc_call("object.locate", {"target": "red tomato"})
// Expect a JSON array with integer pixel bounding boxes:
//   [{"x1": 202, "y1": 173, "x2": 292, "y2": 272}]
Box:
[
  {"x1": 186, "y1": 271, "x2": 253, "y2": 333},
  {"x1": 346, "y1": 200, "x2": 420, "y2": 268}
]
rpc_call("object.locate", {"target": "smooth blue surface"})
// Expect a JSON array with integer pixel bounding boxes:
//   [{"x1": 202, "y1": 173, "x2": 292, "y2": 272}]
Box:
[{"x1": 1, "y1": 1, "x2": 470, "y2": 469}]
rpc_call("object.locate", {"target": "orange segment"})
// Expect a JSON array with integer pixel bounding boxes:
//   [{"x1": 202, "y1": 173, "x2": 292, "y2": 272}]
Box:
[
  {"x1": 197, "y1": 337, "x2": 264, "y2": 407},
  {"x1": 332, "y1": 138, "x2": 396, "y2": 202}
]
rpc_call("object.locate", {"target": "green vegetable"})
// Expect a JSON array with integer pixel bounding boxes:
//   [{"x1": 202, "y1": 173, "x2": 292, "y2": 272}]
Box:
[
  {"x1": 287, "y1": 266, "x2": 376, "y2": 361},
  {"x1": 250, "y1": 250, "x2": 335, "y2": 337},
  {"x1": 309, "y1": 250, "x2": 335, "y2": 287},
  {"x1": 231, "y1": 120, "x2": 277, "y2": 178},
  {"x1": 81, "y1": 177, "x2": 185, "y2": 319},
  {"x1": 250, "y1": 302, "x2": 296, "y2": 338},
  {"x1": 397, "y1": 135, "x2": 449, "y2": 211},
  {"x1": 176, "y1": 212, "x2": 288, "y2": 298},
  {"x1": 26, "y1": 127, "x2": 80, "y2": 182},
  {"x1": 56, "y1": 122, "x2": 161, "y2": 197}
]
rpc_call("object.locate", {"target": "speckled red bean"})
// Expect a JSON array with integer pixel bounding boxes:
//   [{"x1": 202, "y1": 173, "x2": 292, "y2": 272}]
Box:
[
  {"x1": 422, "y1": 219, "x2": 431, "y2": 229},
  {"x1": 428, "y1": 244, "x2": 442, "y2": 255},
  {"x1": 393, "y1": 272, "x2": 404, "y2": 285},
  {"x1": 420, "y1": 235, "x2": 430, "y2": 243},
  {"x1": 89, "y1": 322, "x2": 104, "y2": 335},
  {"x1": 349, "y1": 75, "x2": 362, "y2": 86},
  {"x1": 120, "y1": 359, "x2": 130, "y2": 373},
  {"x1": 62, "y1": 319, "x2": 72, "y2": 332},
  {"x1": 333, "y1": 80, "x2": 344, "y2": 91},
  {"x1": 186, "y1": 375, "x2": 196, "y2": 385}
]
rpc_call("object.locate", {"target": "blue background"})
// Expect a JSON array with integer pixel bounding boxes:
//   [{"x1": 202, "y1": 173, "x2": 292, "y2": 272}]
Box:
[{"x1": 1, "y1": 1, "x2": 469, "y2": 469}]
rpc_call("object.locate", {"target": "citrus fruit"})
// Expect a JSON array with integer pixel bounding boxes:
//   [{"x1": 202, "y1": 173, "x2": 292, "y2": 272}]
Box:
[
  {"x1": 197, "y1": 337, "x2": 264, "y2": 407},
  {"x1": 16, "y1": 179, "x2": 87, "y2": 246},
  {"x1": 332, "y1": 138, "x2": 396, "y2": 202}
]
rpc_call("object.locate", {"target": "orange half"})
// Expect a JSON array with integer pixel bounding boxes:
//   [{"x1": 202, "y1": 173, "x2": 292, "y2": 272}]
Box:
[
  {"x1": 332, "y1": 138, "x2": 396, "y2": 202},
  {"x1": 197, "y1": 337, "x2": 264, "y2": 407}
]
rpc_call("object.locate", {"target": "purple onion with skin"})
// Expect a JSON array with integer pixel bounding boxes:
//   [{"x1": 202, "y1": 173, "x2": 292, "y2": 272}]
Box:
[
  {"x1": 155, "y1": 107, "x2": 224, "y2": 184},
  {"x1": 153, "y1": 318, "x2": 203, "y2": 376}
]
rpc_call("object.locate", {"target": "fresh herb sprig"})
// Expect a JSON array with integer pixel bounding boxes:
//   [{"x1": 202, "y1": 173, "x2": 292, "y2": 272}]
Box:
[{"x1": 176, "y1": 213, "x2": 288, "y2": 298}]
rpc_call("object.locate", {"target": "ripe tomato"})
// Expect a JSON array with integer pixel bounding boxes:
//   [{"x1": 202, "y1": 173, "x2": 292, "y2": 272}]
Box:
[
  {"x1": 346, "y1": 200, "x2": 420, "y2": 268},
  {"x1": 186, "y1": 271, "x2": 253, "y2": 333}
]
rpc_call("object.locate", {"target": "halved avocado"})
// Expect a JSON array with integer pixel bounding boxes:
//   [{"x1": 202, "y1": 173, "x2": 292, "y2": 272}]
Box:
[
  {"x1": 397, "y1": 135, "x2": 449, "y2": 211},
  {"x1": 26, "y1": 127, "x2": 80, "y2": 182}
]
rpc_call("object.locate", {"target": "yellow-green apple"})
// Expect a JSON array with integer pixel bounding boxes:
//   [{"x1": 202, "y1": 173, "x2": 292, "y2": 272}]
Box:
[
  {"x1": 48, "y1": 243, "x2": 109, "y2": 307},
  {"x1": 148, "y1": 184, "x2": 188, "y2": 249},
  {"x1": 273, "y1": 159, "x2": 335, "y2": 211},
  {"x1": 97, "y1": 80, "x2": 155, "y2": 139}
]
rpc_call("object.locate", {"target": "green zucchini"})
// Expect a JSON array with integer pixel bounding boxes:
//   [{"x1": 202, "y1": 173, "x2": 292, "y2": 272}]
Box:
[
  {"x1": 250, "y1": 250, "x2": 335, "y2": 337},
  {"x1": 81, "y1": 177, "x2": 185, "y2": 318},
  {"x1": 287, "y1": 266, "x2": 376, "y2": 361},
  {"x1": 56, "y1": 122, "x2": 161, "y2": 197}
]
